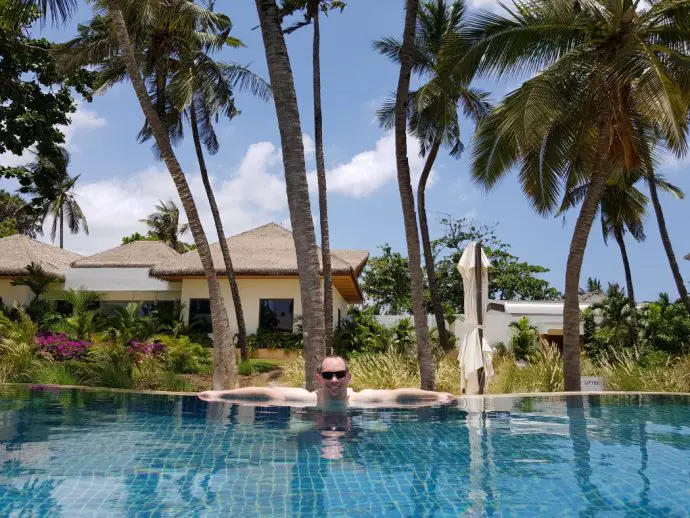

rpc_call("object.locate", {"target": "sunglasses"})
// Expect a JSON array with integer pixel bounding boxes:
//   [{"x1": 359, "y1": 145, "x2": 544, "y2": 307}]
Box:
[{"x1": 320, "y1": 370, "x2": 348, "y2": 380}]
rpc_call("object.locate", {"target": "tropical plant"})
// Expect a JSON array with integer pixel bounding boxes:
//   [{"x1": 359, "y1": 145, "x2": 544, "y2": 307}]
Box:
[
  {"x1": 464, "y1": 0, "x2": 690, "y2": 390},
  {"x1": 10, "y1": 262, "x2": 58, "y2": 302},
  {"x1": 153, "y1": 334, "x2": 212, "y2": 375},
  {"x1": 254, "y1": 0, "x2": 326, "y2": 390},
  {"x1": 0, "y1": 304, "x2": 38, "y2": 344},
  {"x1": 139, "y1": 200, "x2": 190, "y2": 252},
  {"x1": 509, "y1": 317, "x2": 538, "y2": 361},
  {"x1": 105, "y1": 302, "x2": 156, "y2": 345},
  {"x1": 21, "y1": 147, "x2": 88, "y2": 249},
  {"x1": 640, "y1": 293, "x2": 690, "y2": 356},
  {"x1": 376, "y1": 0, "x2": 490, "y2": 353},
  {"x1": 585, "y1": 283, "x2": 638, "y2": 362},
  {"x1": 332, "y1": 306, "x2": 390, "y2": 357},
  {"x1": 58, "y1": 288, "x2": 103, "y2": 340}
]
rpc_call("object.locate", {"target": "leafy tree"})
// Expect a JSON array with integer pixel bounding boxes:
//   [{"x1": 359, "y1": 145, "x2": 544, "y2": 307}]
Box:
[
  {"x1": 464, "y1": 0, "x2": 690, "y2": 391},
  {"x1": 640, "y1": 293, "x2": 690, "y2": 356},
  {"x1": 121, "y1": 232, "x2": 159, "y2": 245},
  {"x1": 509, "y1": 317, "x2": 538, "y2": 361},
  {"x1": 586, "y1": 283, "x2": 636, "y2": 360},
  {"x1": 360, "y1": 245, "x2": 412, "y2": 315},
  {"x1": 21, "y1": 147, "x2": 88, "y2": 248},
  {"x1": 0, "y1": 2, "x2": 93, "y2": 169},
  {"x1": 376, "y1": 0, "x2": 490, "y2": 353},
  {"x1": 0, "y1": 190, "x2": 42, "y2": 238}
]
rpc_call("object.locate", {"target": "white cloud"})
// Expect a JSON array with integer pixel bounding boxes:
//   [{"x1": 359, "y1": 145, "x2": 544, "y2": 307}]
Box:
[
  {"x1": 308, "y1": 132, "x2": 437, "y2": 198},
  {"x1": 0, "y1": 103, "x2": 106, "y2": 167},
  {"x1": 56, "y1": 140, "x2": 290, "y2": 255}
]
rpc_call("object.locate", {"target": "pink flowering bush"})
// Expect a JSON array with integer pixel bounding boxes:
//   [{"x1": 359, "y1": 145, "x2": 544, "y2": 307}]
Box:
[
  {"x1": 36, "y1": 332, "x2": 91, "y2": 361},
  {"x1": 128, "y1": 340, "x2": 167, "y2": 358}
]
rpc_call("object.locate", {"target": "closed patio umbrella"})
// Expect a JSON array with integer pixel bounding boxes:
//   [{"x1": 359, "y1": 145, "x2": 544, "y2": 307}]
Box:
[{"x1": 457, "y1": 242, "x2": 493, "y2": 395}]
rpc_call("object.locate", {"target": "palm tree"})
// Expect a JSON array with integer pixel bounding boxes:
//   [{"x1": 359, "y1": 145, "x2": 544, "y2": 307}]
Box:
[
  {"x1": 647, "y1": 167, "x2": 690, "y2": 315},
  {"x1": 60, "y1": 3, "x2": 269, "y2": 364},
  {"x1": 390, "y1": 0, "x2": 436, "y2": 390},
  {"x1": 37, "y1": 0, "x2": 240, "y2": 388},
  {"x1": 24, "y1": 147, "x2": 88, "y2": 249},
  {"x1": 166, "y1": 18, "x2": 271, "y2": 362},
  {"x1": 464, "y1": 0, "x2": 690, "y2": 390},
  {"x1": 140, "y1": 199, "x2": 189, "y2": 252},
  {"x1": 254, "y1": 0, "x2": 326, "y2": 390},
  {"x1": 10, "y1": 262, "x2": 58, "y2": 302},
  {"x1": 375, "y1": 0, "x2": 490, "y2": 352}
]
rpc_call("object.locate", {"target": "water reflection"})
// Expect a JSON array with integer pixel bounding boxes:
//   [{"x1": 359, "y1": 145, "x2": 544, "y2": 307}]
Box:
[{"x1": 1, "y1": 387, "x2": 690, "y2": 516}]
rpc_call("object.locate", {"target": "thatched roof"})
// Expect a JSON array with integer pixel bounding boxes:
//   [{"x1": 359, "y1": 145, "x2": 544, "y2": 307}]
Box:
[
  {"x1": 72, "y1": 240, "x2": 180, "y2": 268},
  {"x1": 0, "y1": 234, "x2": 82, "y2": 279},
  {"x1": 150, "y1": 223, "x2": 369, "y2": 278}
]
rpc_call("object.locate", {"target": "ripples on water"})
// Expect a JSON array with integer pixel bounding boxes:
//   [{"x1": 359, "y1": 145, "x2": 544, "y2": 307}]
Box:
[{"x1": 0, "y1": 386, "x2": 689, "y2": 516}]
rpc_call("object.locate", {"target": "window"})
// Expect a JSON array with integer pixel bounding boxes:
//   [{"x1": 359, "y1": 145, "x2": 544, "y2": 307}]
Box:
[
  {"x1": 189, "y1": 298, "x2": 212, "y2": 333},
  {"x1": 259, "y1": 299, "x2": 294, "y2": 332}
]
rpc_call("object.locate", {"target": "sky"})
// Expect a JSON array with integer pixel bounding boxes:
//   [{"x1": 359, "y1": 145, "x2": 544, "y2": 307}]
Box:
[{"x1": 0, "y1": 0, "x2": 689, "y2": 302}]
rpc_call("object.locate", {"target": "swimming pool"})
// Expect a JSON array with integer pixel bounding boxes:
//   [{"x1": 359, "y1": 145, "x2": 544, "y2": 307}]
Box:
[{"x1": 0, "y1": 386, "x2": 688, "y2": 516}]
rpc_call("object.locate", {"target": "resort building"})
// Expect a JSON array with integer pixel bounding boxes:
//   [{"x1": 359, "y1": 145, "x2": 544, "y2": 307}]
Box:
[{"x1": 0, "y1": 223, "x2": 369, "y2": 334}]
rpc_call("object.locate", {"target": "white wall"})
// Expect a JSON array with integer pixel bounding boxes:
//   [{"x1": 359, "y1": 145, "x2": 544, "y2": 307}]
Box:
[
  {"x1": 64, "y1": 268, "x2": 178, "y2": 292},
  {"x1": 181, "y1": 277, "x2": 351, "y2": 334},
  {"x1": 0, "y1": 279, "x2": 33, "y2": 307}
]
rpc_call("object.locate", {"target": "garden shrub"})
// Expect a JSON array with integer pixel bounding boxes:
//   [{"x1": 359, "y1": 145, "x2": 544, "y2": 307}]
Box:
[
  {"x1": 36, "y1": 332, "x2": 91, "y2": 361},
  {"x1": 248, "y1": 329, "x2": 303, "y2": 350},
  {"x1": 34, "y1": 363, "x2": 82, "y2": 386},
  {"x1": 509, "y1": 317, "x2": 539, "y2": 361},
  {"x1": 332, "y1": 307, "x2": 391, "y2": 356},
  {"x1": 153, "y1": 335, "x2": 212, "y2": 375}
]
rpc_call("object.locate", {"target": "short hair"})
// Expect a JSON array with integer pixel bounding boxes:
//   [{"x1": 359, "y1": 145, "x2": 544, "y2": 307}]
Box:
[{"x1": 317, "y1": 355, "x2": 348, "y2": 373}]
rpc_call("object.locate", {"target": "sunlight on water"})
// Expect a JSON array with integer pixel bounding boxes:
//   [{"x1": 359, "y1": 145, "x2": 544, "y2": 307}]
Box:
[{"x1": 0, "y1": 386, "x2": 689, "y2": 516}]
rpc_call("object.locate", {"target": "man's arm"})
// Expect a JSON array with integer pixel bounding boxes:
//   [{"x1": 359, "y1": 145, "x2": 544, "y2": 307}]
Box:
[
  {"x1": 198, "y1": 387, "x2": 316, "y2": 406},
  {"x1": 352, "y1": 388, "x2": 456, "y2": 407}
]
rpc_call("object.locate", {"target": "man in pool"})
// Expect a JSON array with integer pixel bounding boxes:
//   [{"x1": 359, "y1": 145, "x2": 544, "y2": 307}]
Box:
[{"x1": 198, "y1": 355, "x2": 456, "y2": 409}]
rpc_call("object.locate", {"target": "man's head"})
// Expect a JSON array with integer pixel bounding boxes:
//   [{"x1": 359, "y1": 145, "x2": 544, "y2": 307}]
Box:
[{"x1": 316, "y1": 355, "x2": 351, "y2": 398}]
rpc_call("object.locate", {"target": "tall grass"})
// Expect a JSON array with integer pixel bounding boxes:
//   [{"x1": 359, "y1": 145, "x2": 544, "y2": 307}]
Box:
[{"x1": 278, "y1": 352, "x2": 460, "y2": 393}]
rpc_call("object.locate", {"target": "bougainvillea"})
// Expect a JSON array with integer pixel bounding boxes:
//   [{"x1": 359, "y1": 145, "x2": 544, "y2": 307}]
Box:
[{"x1": 36, "y1": 332, "x2": 91, "y2": 361}]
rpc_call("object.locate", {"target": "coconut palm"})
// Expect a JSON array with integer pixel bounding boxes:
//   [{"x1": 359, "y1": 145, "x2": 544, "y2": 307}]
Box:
[
  {"x1": 23, "y1": 147, "x2": 88, "y2": 249},
  {"x1": 375, "y1": 0, "x2": 490, "y2": 352},
  {"x1": 22, "y1": 0, "x2": 238, "y2": 388},
  {"x1": 166, "y1": 23, "x2": 271, "y2": 362},
  {"x1": 59, "y1": 3, "x2": 269, "y2": 363},
  {"x1": 647, "y1": 166, "x2": 690, "y2": 315},
  {"x1": 140, "y1": 199, "x2": 189, "y2": 252},
  {"x1": 254, "y1": 0, "x2": 326, "y2": 390},
  {"x1": 387, "y1": 0, "x2": 436, "y2": 390},
  {"x1": 464, "y1": 0, "x2": 690, "y2": 390}
]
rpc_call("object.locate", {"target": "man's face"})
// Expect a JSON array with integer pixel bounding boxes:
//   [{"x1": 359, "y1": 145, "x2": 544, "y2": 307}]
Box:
[{"x1": 316, "y1": 357, "x2": 351, "y2": 397}]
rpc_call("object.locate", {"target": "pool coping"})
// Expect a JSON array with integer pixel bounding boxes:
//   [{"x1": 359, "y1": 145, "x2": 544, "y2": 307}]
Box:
[{"x1": 1, "y1": 382, "x2": 688, "y2": 399}]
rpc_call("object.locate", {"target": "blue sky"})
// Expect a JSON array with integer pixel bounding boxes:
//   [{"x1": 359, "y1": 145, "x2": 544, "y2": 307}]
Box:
[{"x1": 1, "y1": 0, "x2": 689, "y2": 301}]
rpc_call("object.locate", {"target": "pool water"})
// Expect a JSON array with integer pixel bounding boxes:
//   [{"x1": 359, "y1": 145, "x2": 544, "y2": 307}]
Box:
[{"x1": 0, "y1": 387, "x2": 689, "y2": 517}]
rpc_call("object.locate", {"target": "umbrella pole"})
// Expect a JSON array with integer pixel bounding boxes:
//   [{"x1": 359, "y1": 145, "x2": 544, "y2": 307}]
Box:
[{"x1": 475, "y1": 243, "x2": 485, "y2": 394}]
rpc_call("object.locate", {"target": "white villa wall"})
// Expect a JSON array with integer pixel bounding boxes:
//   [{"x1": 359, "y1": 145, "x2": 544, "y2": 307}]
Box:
[
  {"x1": 181, "y1": 277, "x2": 350, "y2": 335},
  {"x1": 0, "y1": 280, "x2": 33, "y2": 307}
]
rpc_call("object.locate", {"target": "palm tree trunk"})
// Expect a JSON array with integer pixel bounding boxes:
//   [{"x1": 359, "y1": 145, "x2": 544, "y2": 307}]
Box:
[
  {"x1": 190, "y1": 104, "x2": 250, "y2": 361},
  {"x1": 311, "y1": 2, "x2": 333, "y2": 352},
  {"x1": 563, "y1": 167, "x2": 608, "y2": 391},
  {"x1": 255, "y1": 0, "x2": 326, "y2": 390},
  {"x1": 59, "y1": 205, "x2": 64, "y2": 249},
  {"x1": 613, "y1": 225, "x2": 637, "y2": 347},
  {"x1": 107, "y1": 0, "x2": 236, "y2": 389},
  {"x1": 648, "y1": 174, "x2": 690, "y2": 315},
  {"x1": 395, "y1": 0, "x2": 435, "y2": 390},
  {"x1": 613, "y1": 227, "x2": 635, "y2": 306},
  {"x1": 417, "y1": 137, "x2": 448, "y2": 351}
]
